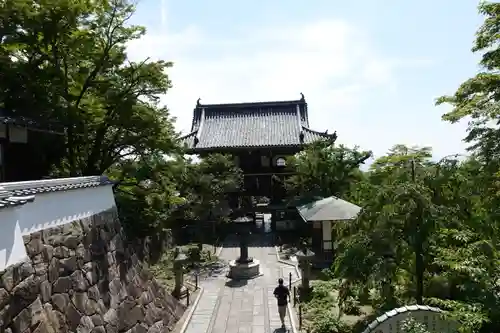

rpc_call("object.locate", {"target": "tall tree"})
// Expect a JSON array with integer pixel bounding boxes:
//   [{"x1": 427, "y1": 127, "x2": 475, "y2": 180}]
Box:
[
  {"x1": 436, "y1": 2, "x2": 500, "y2": 166},
  {"x1": 0, "y1": 0, "x2": 178, "y2": 176},
  {"x1": 335, "y1": 145, "x2": 440, "y2": 308},
  {"x1": 434, "y1": 4, "x2": 500, "y2": 330}
]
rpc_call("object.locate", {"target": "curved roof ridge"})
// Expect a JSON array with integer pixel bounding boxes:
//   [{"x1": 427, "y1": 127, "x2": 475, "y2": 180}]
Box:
[
  {"x1": 178, "y1": 130, "x2": 199, "y2": 148},
  {"x1": 301, "y1": 126, "x2": 338, "y2": 142},
  {"x1": 179, "y1": 130, "x2": 198, "y2": 140},
  {"x1": 301, "y1": 125, "x2": 336, "y2": 137}
]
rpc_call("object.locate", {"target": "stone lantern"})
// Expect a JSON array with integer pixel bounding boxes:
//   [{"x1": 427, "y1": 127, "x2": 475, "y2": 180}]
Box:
[
  {"x1": 295, "y1": 244, "x2": 315, "y2": 295},
  {"x1": 172, "y1": 247, "x2": 188, "y2": 299},
  {"x1": 227, "y1": 215, "x2": 261, "y2": 279}
]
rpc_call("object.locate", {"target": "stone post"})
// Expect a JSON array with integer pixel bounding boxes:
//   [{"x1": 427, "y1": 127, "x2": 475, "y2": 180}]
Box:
[
  {"x1": 295, "y1": 246, "x2": 315, "y2": 297},
  {"x1": 172, "y1": 247, "x2": 187, "y2": 299},
  {"x1": 299, "y1": 259, "x2": 311, "y2": 291},
  {"x1": 238, "y1": 229, "x2": 250, "y2": 263}
]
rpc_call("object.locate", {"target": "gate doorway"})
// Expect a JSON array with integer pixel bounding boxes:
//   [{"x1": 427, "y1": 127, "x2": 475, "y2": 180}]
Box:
[{"x1": 255, "y1": 213, "x2": 272, "y2": 233}]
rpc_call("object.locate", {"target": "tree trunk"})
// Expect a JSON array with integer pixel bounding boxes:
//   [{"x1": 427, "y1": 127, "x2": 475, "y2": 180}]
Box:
[
  {"x1": 415, "y1": 220, "x2": 424, "y2": 304},
  {"x1": 411, "y1": 159, "x2": 424, "y2": 304}
]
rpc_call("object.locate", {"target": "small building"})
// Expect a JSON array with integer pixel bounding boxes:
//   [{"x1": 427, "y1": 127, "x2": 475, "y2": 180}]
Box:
[
  {"x1": 0, "y1": 110, "x2": 65, "y2": 181},
  {"x1": 297, "y1": 196, "x2": 361, "y2": 261}
]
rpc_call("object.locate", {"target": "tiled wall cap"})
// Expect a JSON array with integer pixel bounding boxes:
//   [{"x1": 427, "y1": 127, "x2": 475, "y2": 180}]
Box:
[
  {"x1": 361, "y1": 305, "x2": 446, "y2": 333},
  {"x1": 0, "y1": 175, "x2": 113, "y2": 210},
  {"x1": 0, "y1": 190, "x2": 35, "y2": 209},
  {"x1": 2, "y1": 176, "x2": 113, "y2": 192}
]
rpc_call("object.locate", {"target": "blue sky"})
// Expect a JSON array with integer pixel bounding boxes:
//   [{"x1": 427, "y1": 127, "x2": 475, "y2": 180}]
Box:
[{"x1": 127, "y1": 0, "x2": 484, "y2": 160}]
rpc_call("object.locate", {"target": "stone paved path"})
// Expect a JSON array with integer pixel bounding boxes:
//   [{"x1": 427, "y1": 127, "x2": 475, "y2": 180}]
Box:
[{"x1": 184, "y1": 234, "x2": 299, "y2": 333}]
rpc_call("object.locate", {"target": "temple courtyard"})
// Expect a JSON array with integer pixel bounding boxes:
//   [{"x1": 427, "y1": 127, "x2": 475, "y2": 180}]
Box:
[{"x1": 183, "y1": 233, "x2": 299, "y2": 333}]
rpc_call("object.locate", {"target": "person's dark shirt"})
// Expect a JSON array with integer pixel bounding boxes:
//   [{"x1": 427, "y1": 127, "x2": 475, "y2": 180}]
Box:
[{"x1": 273, "y1": 285, "x2": 289, "y2": 306}]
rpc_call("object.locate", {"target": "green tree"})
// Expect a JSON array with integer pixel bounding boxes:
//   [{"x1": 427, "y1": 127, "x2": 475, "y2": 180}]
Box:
[
  {"x1": 167, "y1": 154, "x2": 243, "y2": 244},
  {"x1": 436, "y1": 1, "x2": 500, "y2": 166},
  {"x1": 0, "y1": 0, "x2": 178, "y2": 176},
  {"x1": 434, "y1": 3, "x2": 500, "y2": 331},
  {"x1": 174, "y1": 154, "x2": 243, "y2": 222},
  {"x1": 286, "y1": 140, "x2": 372, "y2": 201},
  {"x1": 0, "y1": 0, "x2": 187, "y2": 240},
  {"x1": 335, "y1": 145, "x2": 442, "y2": 309},
  {"x1": 310, "y1": 5, "x2": 500, "y2": 332}
]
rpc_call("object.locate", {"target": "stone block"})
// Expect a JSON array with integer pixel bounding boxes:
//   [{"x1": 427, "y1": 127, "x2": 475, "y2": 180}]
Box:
[
  {"x1": 0, "y1": 208, "x2": 186, "y2": 333},
  {"x1": 228, "y1": 259, "x2": 262, "y2": 280}
]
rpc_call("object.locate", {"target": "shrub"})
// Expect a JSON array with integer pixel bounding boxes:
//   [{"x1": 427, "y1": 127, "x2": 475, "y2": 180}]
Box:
[
  {"x1": 352, "y1": 284, "x2": 371, "y2": 304},
  {"x1": 312, "y1": 311, "x2": 349, "y2": 333},
  {"x1": 311, "y1": 280, "x2": 338, "y2": 300},
  {"x1": 342, "y1": 296, "x2": 362, "y2": 316},
  {"x1": 401, "y1": 316, "x2": 431, "y2": 333}
]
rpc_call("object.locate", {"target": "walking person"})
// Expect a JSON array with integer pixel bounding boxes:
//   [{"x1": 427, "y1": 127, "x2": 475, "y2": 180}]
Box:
[{"x1": 273, "y1": 278, "x2": 290, "y2": 328}]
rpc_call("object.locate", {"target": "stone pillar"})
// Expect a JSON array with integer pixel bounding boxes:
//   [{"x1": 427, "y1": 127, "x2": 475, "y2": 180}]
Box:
[
  {"x1": 237, "y1": 229, "x2": 252, "y2": 263},
  {"x1": 299, "y1": 260, "x2": 311, "y2": 291}
]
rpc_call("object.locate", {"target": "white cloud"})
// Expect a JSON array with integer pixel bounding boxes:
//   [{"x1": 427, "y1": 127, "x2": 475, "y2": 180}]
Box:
[
  {"x1": 160, "y1": 0, "x2": 167, "y2": 31},
  {"x1": 127, "y1": 15, "x2": 443, "y2": 157}
]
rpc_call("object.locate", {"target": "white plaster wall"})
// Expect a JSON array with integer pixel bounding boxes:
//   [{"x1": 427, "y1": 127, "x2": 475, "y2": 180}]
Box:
[
  {"x1": 322, "y1": 220, "x2": 332, "y2": 250},
  {"x1": 17, "y1": 185, "x2": 115, "y2": 235},
  {"x1": 0, "y1": 185, "x2": 116, "y2": 271},
  {"x1": 0, "y1": 206, "x2": 26, "y2": 270}
]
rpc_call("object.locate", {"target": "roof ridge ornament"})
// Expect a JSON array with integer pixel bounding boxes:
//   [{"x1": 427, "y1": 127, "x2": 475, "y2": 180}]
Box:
[
  {"x1": 197, "y1": 98, "x2": 201, "y2": 107},
  {"x1": 300, "y1": 92, "x2": 305, "y2": 101}
]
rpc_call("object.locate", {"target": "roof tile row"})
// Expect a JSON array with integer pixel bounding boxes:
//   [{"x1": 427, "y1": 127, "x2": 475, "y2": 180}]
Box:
[{"x1": 0, "y1": 176, "x2": 113, "y2": 210}]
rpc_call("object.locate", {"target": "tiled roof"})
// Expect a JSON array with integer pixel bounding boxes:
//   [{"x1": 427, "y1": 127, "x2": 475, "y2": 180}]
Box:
[
  {"x1": 179, "y1": 96, "x2": 337, "y2": 151},
  {"x1": 0, "y1": 176, "x2": 114, "y2": 210},
  {"x1": 198, "y1": 109, "x2": 300, "y2": 148}
]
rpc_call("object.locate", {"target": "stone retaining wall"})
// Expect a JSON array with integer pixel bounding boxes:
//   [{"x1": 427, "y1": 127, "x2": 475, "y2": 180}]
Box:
[{"x1": 0, "y1": 208, "x2": 186, "y2": 333}]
